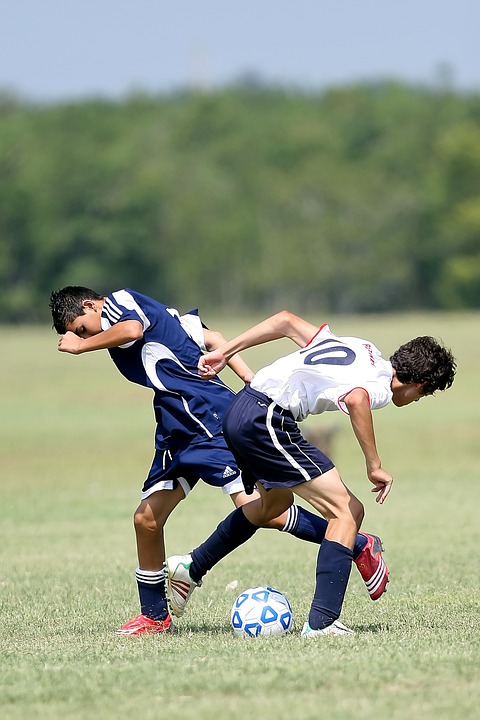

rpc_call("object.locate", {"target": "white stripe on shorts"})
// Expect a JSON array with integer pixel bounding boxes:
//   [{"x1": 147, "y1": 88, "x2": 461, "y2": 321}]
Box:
[{"x1": 266, "y1": 403, "x2": 312, "y2": 482}]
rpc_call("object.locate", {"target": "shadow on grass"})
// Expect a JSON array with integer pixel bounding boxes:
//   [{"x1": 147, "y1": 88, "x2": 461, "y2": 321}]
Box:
[
  {"x1": 171, "y1": 621, "x2": 390, "y2": 636},
  {"x1": 173, "y1": 621, "x2": 233, "y2": 634},
  {"x1": 352, "y1": 622, "x2": 390, "y2": 634}
]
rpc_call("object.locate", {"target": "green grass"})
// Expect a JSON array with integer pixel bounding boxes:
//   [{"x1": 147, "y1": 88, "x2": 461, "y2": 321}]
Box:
[{"x1": 1, "y1": 313, "x2": 479, "y2": 720}]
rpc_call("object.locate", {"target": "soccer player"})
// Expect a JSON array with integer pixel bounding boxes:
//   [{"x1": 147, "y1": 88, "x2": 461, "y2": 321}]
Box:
[
  {"x1": 166, "y1": 311, "x2": 456, "y2": 637},
  {"x1": 50, "y1": 288, "x2": 390, "y2": 635}
]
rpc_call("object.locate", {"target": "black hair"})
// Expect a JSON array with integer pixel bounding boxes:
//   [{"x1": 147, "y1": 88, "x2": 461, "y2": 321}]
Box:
[
  {"x1": 49, "y1": 286, "x2": 104, "y2": 334},
  {"x1": 390, "y1": 336, "x2": 456, "y2": 395}
]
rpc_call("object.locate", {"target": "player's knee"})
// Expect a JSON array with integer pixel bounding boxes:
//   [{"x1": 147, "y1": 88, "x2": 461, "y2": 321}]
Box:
[
  {"x1": 133, "y1": 507, "x2": 161, "y2": 536},
  {"x1": 258, "y1": 501, "x2": 291, "y2": 527},
  {"x1": 350, "y1": 497, "x2": 364, "y2": 528},
  {"x1": 263, "y1": 516, "x2": 285, "y2": 531},
  {"x1": 242, "y1": 499, "x2": 284, "y2": 527},
  {"x1": 334, "y1": 498, "x2": 363, "y2": 534}
]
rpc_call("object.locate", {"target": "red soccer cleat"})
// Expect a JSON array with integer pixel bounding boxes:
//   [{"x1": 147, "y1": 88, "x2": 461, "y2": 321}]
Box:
[
  {"x1": 354, "y1": 533, "x2": 389, "y2": 600},
  {"x1": 115, "y1": 612, "x2": 174, "y2": 636}
]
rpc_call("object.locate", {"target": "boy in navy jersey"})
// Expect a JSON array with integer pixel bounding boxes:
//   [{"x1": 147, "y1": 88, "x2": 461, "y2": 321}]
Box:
[
  {"x1": 51, "y1": 287, "x2": 389, "y2": 635},
  {"x1": 166, "y1": 311, "x2": 456, "y2": 637}
]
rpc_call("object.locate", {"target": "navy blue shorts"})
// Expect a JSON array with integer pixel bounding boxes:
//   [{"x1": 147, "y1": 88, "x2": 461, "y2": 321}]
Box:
[
  {"x1": 223, "y1": 385, "x2": 334, "y2": 493},
  {"x1": 142, "y1": 435, "x2": 243, "y2": 499}
]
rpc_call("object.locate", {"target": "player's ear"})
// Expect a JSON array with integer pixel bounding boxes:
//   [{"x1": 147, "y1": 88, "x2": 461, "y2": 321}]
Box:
[{"x1": 82, "y1": 299, "x2": 96, "y2": 310}]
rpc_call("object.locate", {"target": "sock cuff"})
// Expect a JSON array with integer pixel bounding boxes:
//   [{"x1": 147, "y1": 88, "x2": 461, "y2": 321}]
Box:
[
  {"x1": 281, "y1": 504, "x2": 299, "y2": 533},
  {"x1": 322, "y1": 538, "x2": 354, "y2": 558},
  {"x1": 135, "y1": 567, "x2": 165, "y2": 585}
]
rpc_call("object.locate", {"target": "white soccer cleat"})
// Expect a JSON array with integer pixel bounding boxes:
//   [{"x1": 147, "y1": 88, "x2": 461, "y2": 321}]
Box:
[
  {"x1": 301, "y1": 620, "x2": 355, "y2": 637},
  {"x1": 165, "y1": 554, "x2": 200, "y2": 617}
]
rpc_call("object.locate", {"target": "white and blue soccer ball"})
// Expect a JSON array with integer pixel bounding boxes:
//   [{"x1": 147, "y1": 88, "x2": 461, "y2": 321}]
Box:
[{"x1": 230, "y1": 586, "x2": 293, "y2": 637}]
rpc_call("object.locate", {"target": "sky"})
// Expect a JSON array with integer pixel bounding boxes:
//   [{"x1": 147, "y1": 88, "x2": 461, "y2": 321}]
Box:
[{"x1": 1, "y1": 0, "x2": 479, "y2": 103}]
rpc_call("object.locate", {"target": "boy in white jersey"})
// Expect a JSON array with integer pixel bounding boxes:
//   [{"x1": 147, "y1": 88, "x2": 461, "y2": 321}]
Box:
[
  {"x1": 50, "y1": 290, "x2": 390, "y2": 636},
  {"x1": 166, "y1": 311, "x2": 456, "y2": 637}
]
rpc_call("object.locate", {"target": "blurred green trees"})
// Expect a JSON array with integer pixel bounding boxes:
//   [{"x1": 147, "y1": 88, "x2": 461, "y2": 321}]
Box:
[{"x1": 0, "y1": 82, "x2": 479, "y2": 323}]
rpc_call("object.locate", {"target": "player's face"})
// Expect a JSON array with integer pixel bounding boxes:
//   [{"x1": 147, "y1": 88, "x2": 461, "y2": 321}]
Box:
[
  {"x1": 65, "y1": 302, "x2": 102, "y2": 338},
  {"x1": 391, "y1": 382, "x2": 429, "y2": 407}
]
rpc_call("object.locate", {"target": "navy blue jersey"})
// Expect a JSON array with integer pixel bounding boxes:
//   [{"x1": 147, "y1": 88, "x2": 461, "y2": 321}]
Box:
[{"x1": 101, "y1": 289, "x2": 236, "y2": 449}]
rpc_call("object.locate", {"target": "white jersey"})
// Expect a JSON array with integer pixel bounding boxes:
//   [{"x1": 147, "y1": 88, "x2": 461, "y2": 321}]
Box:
[{"x1": 250, "y1": 323, "x2": 393, "y2": 420}]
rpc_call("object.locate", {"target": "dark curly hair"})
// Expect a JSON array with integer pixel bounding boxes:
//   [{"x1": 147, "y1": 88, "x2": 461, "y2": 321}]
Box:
[
  {"x1": 390, "y1": 336, "x2": 456, "y2": 395},
  {"x1": 49, "y1": 286, "x2": 104, "y2": 334}
]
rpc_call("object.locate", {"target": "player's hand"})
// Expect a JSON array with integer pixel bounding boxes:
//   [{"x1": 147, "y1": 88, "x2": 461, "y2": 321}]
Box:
[
  {"x1": 367, "y1": 466, "x2": 393, "y2": 504},
  {"x1": 57, "y1": 331, "x2": 84, "y2": 354},
  {"x1": 198, "y1": 349, "x2": 228, "y2": 378}
]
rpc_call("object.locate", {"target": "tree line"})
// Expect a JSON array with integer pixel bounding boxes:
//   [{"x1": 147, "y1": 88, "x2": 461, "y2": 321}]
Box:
[{"x1": 1, "y1": 80, "x2": 479, "y2": 324}]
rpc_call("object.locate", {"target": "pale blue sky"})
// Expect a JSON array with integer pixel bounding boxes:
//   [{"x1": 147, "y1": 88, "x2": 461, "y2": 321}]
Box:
[{"x1": 1, "y1": 0, "x2": 478, "y2": 102}]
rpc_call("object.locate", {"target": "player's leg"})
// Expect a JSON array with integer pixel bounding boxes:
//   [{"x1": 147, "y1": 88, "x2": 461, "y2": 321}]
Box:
[
  {"x1": 134, "y1": 486, "x2": 185, "y2": 569},
  {"x1": 116, "y1": 445, "x2": 198, "y2": 636},
  {"x1": 269, "y1": 503, "x2": 388, "y2": 599},
  {"x1": 232, "y1": 488, "x2": 388, "y2": 600},
  {"x1": 116, "y1": 486, "x2": 185, "y2": 636},
  {"x1": 293, "y1": 466, "x2": 363, "y2": 547},
  {"x1": 293, "y1": 468, "x2": 363, "y2": 635},
  {"x1": 233, "y1": 481, "x2": 294, "y2": 527},
  {"x1": 225, "y1": 389, "x2": 360, "y2": 634}
]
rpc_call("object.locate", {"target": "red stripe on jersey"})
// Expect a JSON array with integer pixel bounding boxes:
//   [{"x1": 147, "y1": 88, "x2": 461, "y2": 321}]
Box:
[{"x1": 305, "y1": 323, "x2": 328, "y2": 346}]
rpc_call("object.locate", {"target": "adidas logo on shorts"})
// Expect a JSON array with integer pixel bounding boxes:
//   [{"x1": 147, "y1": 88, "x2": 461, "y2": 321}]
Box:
[{"x1": 222, "y1": 466, "x2": 237, "y2": 479}]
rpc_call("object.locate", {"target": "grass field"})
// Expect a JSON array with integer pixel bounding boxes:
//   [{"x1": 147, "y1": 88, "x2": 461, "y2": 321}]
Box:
[{"x1": 1, "y1": 312, "x2": 479, "y2": 720}]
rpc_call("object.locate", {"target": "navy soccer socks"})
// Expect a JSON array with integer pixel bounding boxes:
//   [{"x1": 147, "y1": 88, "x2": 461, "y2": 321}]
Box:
[
  {"x1": 283, "y1": 504, "x2": 367, "y2": 559},
  {"x1": 308, "y1": 538, "x2": 353, "y2": 630},
  {"x1": 135, "y1": 567, "x2": 169, "y2": 620},
  {"x1": 189, "y1": 507, "x2": 258, "y2": 584}
]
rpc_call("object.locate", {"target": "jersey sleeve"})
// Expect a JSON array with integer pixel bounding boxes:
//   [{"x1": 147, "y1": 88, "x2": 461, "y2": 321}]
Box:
[{"x1": 335, "y1": 382, "x2": 392, "y2": 414}]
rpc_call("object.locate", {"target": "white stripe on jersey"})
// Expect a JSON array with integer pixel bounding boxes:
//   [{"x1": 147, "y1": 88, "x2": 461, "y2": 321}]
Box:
[
  {"x1": 180, "y1": 396, "x2": 213, "y2": 438},
  {"x1": 141, "y1": 342, "x2": 191, "y2": 392},
  {"x1": 141, "y1": 341, "x2": 222, "y2": 438},
  {"x1": 103, "y1": 296, "x2": 123, "y2": 322},
  {"x1": 101, "y1": 290, "x2": 152, "y2": 348},
  {"x1": 165, "y1": 307, "x2": 206, "y2": 351},
  {"x1": 107, "y1": 290, "x2": 151, "y2": 331}
]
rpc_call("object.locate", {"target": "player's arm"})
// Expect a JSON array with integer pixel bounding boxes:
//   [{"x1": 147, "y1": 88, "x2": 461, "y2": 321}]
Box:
[
  {"x1": 203, "y1": 329, "x2": 255, "y2": 383},
  {"x1": 57, "y1": 320, "x2": 144, "y2": 355},
  {"x1": 343, "y1": 388, "x2": 393, "y2": 504},
  {"x1": 199, "y1": 311, "x2": 319, "y2": 378}
]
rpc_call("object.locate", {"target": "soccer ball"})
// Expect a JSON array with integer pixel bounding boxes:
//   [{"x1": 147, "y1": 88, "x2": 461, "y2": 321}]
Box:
[{"x1": 230, "y1": 586, "x2": 293, "y2": 637}]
